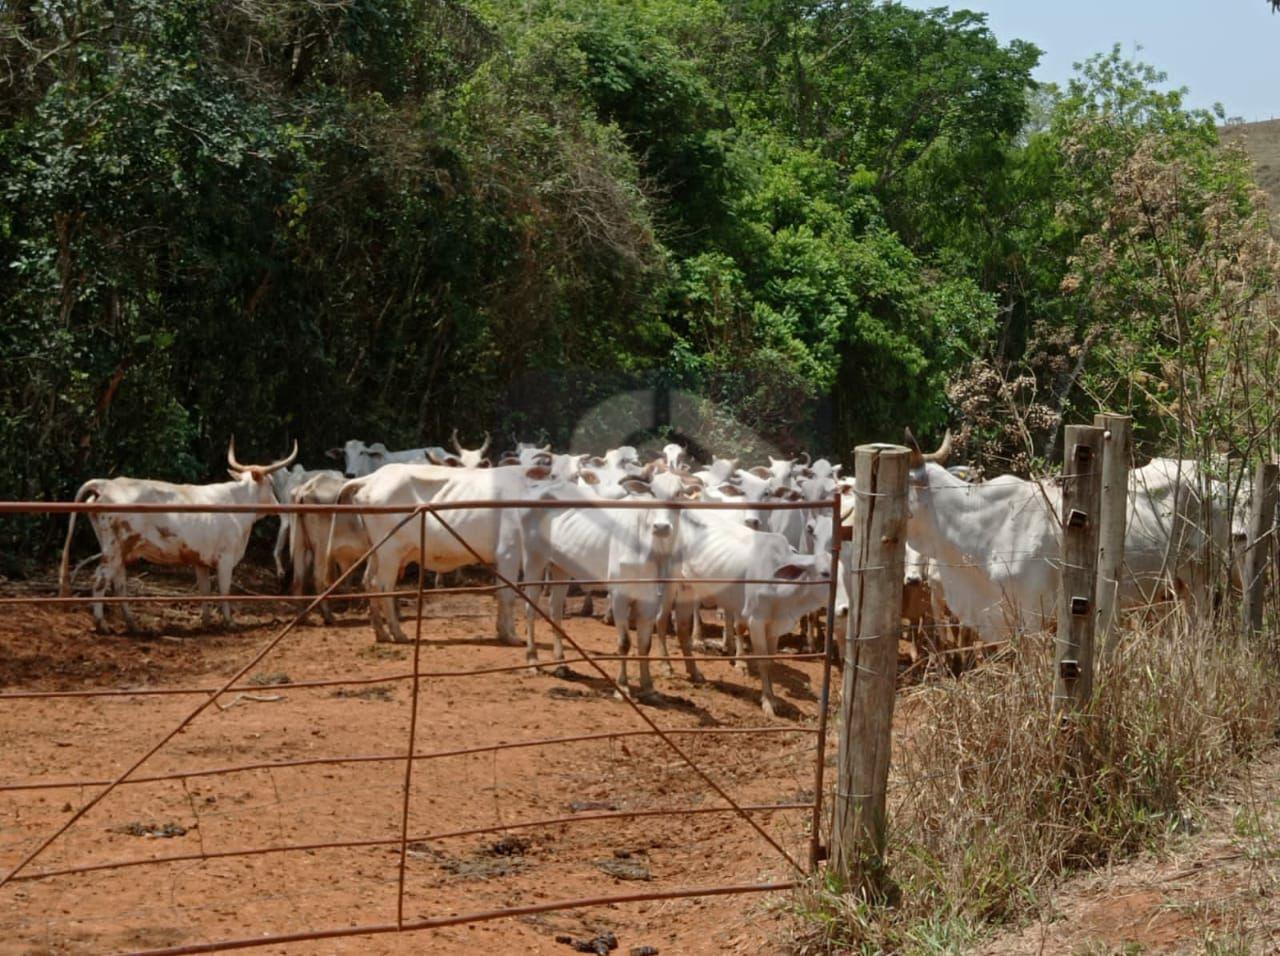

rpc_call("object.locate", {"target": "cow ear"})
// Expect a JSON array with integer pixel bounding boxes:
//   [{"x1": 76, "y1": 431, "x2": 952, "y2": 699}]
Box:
[
  {"x1": 325, "y1": 448, "x2": 342, "y2": 460},
  {"x1": 499, "y1": 456, "x2": 519, "y2": 466},
  {"x1": 588, "y1": 456, "x2": 605, "y2": 467},
  {"x1": 525, "y1": 466, "x2": 552, "y2": 481},
  {"x1": 718, "y1": 483, "x2": 744, "y2": 498},
  {"x1": 773, "y1": 563, "x2": 808, "y2": 580},
  {"x1": 620, "y1": 478, "x2": 651, "y2": 496},
  {"x1": 446, "y1": 458, "x2": 461, "y2": 467},
  {"x1": 580, "y1": 470, "x2": 600, "y2": 485},
  {"x1": 228, "y1": 468, "x2": 242, "y2": 480},
  {"x1": 477, "y1": 459, "x2": 491, "y2": 468},
  {"x1": 426, "y1": 450, "x2": 446, "y2": 465},
  {"x1": 749, "y1": 466, "x2": 771, "y2": 479}
]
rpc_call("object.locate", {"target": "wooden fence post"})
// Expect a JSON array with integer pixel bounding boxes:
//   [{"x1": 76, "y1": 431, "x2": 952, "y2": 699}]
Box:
[
  {"x1": 829, "y1": 444, "x2": 908, "y2": 895},
  {"x1": 1093, "y1": 413, "x2": 1131, "y2": 661},
  {"x1": 1054, "y1": 425, "x2": 1105, "y2": 712},
  {"x1": 1242, "y1": 462, "x2": 1279, "y2": 634}
]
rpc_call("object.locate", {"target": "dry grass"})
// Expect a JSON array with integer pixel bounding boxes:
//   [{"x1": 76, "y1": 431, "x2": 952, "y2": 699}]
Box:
[{"x1": 793, "y1": 612, "x2": 1280, "y2": 953}]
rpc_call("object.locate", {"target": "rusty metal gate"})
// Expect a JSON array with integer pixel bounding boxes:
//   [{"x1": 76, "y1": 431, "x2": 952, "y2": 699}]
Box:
[{"x1": 0, "y1": 493, "x2": 842, "y2": 953}]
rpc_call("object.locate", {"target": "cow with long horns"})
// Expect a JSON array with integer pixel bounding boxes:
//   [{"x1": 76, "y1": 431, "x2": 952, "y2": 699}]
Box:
[
  {"x1": 426, "y1": 430, "x2": 492, "y2": 468},
  {"x1": 58, "y1": 440, "x2": 299, "y2": 631}
]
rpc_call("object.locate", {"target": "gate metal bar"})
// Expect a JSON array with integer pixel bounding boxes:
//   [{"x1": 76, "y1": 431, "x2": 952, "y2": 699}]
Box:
[
  {"x1": 131, "y1": 881, "x2": 800, "y2": 956},
  {"x1": 0, "y1": 725, "x2": 816, "y2": 793},
  {"x1": 14, "y1": 802, "x2": 810, "y2": 884}
]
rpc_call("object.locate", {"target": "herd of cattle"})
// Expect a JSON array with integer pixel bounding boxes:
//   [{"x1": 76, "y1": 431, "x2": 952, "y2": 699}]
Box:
[{"x1": 55, "y1": 431, "x2": 1253, "y2": 716}]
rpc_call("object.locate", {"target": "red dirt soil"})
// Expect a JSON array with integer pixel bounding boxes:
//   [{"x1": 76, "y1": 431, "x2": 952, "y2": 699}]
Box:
[{"x1": 0, "y1": 584, "x2": 832, "y2": 955}]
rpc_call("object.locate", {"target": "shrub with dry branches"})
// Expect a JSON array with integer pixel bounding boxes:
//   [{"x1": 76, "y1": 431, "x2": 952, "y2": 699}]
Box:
[{"x1": 794, "y1": 614, "x2": 1280, "y2": 951}]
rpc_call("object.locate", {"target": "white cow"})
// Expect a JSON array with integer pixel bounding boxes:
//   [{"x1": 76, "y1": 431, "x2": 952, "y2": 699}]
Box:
[
  {"x1": 661, "y1": 442, "x2": 688, "y2": 470},
  {"x1": 905, "y1": 434, "x2": 1238, "y2": 640},
  {"x1": 519, "y1": 472, "x2": 693, "y2": 695},
  {"x1": 667, "y1": 510, "x2": 829, "y2": 716},
  {"x1": 331, "y1": 463, "x2": 561, "y2": 643},
  {"x1": 288, "y1": 471, "x2": 367, "y2": 625},
  {"x1": 327, "y1": 440, "x2": 433, "y2": 479},
  {"x1": 693, "y1": 457, "x2": 738, "y2": 487},
  {"x1": 425, "y1": 430, "x2": 493, "y2": 469},
  {"x1": 58, "y1": 441, "x2": 298, "y2": 631},
  {"x1": 270, "y1": 465, "x2": 340, "y2": 583}
]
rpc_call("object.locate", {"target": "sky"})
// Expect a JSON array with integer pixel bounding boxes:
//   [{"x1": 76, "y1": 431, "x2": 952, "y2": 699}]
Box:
[{"x1": 898, "y1": 1, "x2": 1278, "y2": 122}]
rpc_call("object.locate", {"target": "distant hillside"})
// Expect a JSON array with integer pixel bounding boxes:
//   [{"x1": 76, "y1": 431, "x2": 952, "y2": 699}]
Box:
[{"x1": 1221, "y1": 118, "x2": 1280, "y2": 227}]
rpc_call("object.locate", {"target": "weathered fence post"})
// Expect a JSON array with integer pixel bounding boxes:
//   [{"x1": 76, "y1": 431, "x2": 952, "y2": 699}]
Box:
[
  {"x1": 830, "y1": 444, "x2": 908, "y2": 895},
  {"x1": 1242, "y1": 462, "x2": 1279, "y2": 634},
  {"x1": 1093, "y1": 413, "x2": 1131, "y2": 661},
  {"x1": 1054, "y1": 425, "x2": 1105, "y2": 712}
]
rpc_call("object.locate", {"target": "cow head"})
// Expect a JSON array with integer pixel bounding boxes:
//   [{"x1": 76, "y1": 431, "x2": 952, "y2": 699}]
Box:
[
  {"x1": 227, "y1": 438, "x2": 300, "y2": 498},
  {"x1": 642, "y1": 472, "x2": 689, "y2": 561},
  {"x1": 327, "y1": 440, "x2": 388, "y2": 479},
  {"x1": 767, "y1": 456, "x2": 795, "y2": 486},
  {"x1": 451, "y1": 428, "x2": 492, "y2": 468}
]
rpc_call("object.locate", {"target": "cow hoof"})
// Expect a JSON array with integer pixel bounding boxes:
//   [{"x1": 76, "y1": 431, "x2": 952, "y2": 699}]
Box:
[
  {"x1": 634, "y1": 688, "x2": 661, "y2": 705},
  {"x1": 552, "y1": 664, "x2": 572, "y2": 680},
  {"x1": 761, "y1": 698, "x2": 779, "y2": 720},
  {"x1": 687, "y1": 670, "x2": 706, "y2": 686}
]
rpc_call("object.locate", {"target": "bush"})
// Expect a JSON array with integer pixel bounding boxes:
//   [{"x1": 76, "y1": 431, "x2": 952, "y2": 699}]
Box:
[{"x1": 794, "y1": 613, "x2": 1280, "y2": 951}]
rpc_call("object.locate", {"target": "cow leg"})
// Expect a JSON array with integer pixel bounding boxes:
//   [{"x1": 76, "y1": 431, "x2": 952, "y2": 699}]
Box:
[
  {"x1": 581, "y1": 590, "x2": 595, "y2": 618},
  {"x1": 521, "y1": 560, "x2": 548, "y2": 668},
  {"x1": 214, "y1": 555, "x2": 235, "y2": 627},
  {"x1": 369, "y1": 555, "x2": 408, "y2": 644},
  {"x1": 111, "y1": 561, "x2": 139, "y2": 633},
  {"x1": 547, "y1": 572, "x2": 569, "y2": 663},
  {"x1": 653, "y1": 585, "x2": 676, "y2": 677},
  {"x1": 674, "y1": 599, "x2": 704, "y2": 685},
  {"x1": 726, "y1": 608, "x2": 750, "y2": 672},
  {"x1": 632, "y1": 598, "x2": 659, "y2": 699},
  {"x1": 750, "y1": 618, "x2": 781, "y2": 718},
  {"x1": 319, "y1": 560, "x2": 338, "y2": 627},
  {"x1": 602, "y1": 603, "x2": 615, "y2": 627},
  {"x1": 494, "y1": 560, "x2": 523, "y2": 647},
  {"x1": 195, "y1": 566, "x2": 214, "y2": 627},
  {"x1": 273, "y1": 518, "x2": 290, "y2": 588},
  {"x1": 611, "y1": 591, "x2": 632, "y2": 694},
  {"x1": 90, "y1": 562, "x2": 111, "y2": 632}
]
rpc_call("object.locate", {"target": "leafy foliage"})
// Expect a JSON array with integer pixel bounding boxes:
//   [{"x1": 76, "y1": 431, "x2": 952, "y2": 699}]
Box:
[{"x1": 3, "y1": 3, "x2": 1275, "y2": 533}]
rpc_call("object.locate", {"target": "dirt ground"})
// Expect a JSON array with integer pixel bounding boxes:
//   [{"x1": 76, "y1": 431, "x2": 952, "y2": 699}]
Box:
[
  {"x1": 979, "y1": 748, "x2": 1280, "y2": 955},
  {"x1": 0, "y1": 578, "x2": 833, "y2": 955}
]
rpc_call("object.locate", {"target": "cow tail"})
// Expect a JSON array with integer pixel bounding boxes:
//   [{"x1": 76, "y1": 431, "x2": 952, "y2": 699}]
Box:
[{"x1": 59, "y1": 481, "x2": 101, "y2": 597}]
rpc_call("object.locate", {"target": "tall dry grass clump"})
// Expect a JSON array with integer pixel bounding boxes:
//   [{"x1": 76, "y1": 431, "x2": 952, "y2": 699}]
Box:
[{"x1": 796, "y1": 613, "x2": 1280, "y2": 952}]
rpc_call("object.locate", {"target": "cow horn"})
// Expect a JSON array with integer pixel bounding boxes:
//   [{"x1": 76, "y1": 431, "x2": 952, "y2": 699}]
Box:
[
  {"x1": 798, "y1": 451, "x2": 811, "y2": 466},
  {"x1": 478, "y1": 431, "x2": 491, "y2": 456},
  {"x1": 903, "y1": 428, "x2": 924, "y2": 469},
  {"x1": 227, "y1": 436, "x2": 245, "y2": 473},
  {"x1": 451, "y1": 427, "x2": 463, "y2": 455},
  {"x1": 923, "y1": 430, "x2": 952, "y2": 466},
  {"x1": 260, "y1": 440, "x2": 300, "y2": 475}
]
